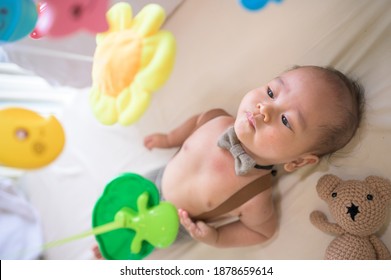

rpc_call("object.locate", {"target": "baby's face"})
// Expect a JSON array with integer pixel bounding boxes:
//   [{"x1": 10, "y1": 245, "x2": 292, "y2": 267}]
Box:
[{"x1": 234, "y1": 67, "x2": 337, "y2": 169}]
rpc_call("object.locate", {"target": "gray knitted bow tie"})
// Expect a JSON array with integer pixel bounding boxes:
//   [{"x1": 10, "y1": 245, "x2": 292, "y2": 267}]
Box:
[{"x1": 217, "y1": 126, "x2": 273, "y2": 176}]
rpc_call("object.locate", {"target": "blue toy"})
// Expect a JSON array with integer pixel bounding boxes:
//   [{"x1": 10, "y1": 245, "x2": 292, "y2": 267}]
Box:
[
  {"x1": 239, "y1": 0, "x2": 283, "y2": 11},
  {"x1": 0, "y1": 0, "x2": 38, "y2": 43}
]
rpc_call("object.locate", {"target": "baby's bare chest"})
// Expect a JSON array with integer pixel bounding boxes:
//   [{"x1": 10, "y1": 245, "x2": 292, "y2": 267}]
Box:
[
  {"x1": 177, "y1": 119, "x2": 240, "y2": 181},
  {"x1": 162, "y1": 120, "x2": 259, "y2": 214}
]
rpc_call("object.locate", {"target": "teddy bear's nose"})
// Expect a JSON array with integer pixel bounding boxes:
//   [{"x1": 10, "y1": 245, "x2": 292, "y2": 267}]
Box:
[{"x1": 346, "y1": 202, "x2": 360, "y2": 221}]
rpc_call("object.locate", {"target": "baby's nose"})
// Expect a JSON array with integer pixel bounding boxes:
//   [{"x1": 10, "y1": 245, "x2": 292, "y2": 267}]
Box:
[{"x1": 256, "y1": 103, "x2": 271, "y2": 122}]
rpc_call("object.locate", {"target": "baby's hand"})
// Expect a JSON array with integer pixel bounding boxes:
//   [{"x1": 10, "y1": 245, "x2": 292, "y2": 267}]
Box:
[
  {"x1": 143, "y1": 133, "x2": 170, "y2": 150},
  {"x1": 178, "y1": 209, "x2": 218, "y2": 246},
  {"x1": 92, "y1": 244, "x2": 104, "y2": 260}
]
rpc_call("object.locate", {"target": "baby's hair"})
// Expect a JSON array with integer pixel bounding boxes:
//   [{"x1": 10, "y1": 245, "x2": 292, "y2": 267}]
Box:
[{"x1": 289, "y1": 65, "x2": 365, "y2": 158}]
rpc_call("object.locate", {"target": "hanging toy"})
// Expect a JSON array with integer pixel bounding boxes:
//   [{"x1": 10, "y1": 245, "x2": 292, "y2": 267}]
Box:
[
  {"x1": 0, "y1": 0, "x2": 38, "y2": 43},
  {"x1": 30, "y1": 0, "x2": 109, "y2": 39},
  {"x1": 93, "y1": 173, "x2": 179, "y2": 260},
  {"x1": 0, "y1": 107, "x2": 65, "y2": 169},
  {"x1": 89, "y1": 3, "x2": 176, "y2": 126},
  {"x1": 239, "y1": 0, "x2": 283, "y2": 11},
  {"x1": 42, "y1": 173, "x2": 179, "y2": 260}
]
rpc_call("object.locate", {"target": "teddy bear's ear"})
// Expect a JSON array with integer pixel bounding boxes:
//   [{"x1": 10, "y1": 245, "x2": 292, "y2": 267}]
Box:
[
  {"x1": 365, "y1": 176, "x2": 391, "y2": 204},
  {"x1": 316, "y1": 174, "x2": 341, "y2": 201}
]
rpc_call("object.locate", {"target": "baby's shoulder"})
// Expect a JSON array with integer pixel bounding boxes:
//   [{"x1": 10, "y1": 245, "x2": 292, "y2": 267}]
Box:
[
  {"x1": 197, "y1": 109, "x2": 233, "y2": 127},
  {"x1": 203, "y1": 113, "x2": 234, "y2": 129}
]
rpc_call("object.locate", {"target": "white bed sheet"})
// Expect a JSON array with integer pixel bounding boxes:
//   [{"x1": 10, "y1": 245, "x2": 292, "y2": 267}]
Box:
[{"x1": 18, "y1": 0, "x2": 391, "y2": 259}]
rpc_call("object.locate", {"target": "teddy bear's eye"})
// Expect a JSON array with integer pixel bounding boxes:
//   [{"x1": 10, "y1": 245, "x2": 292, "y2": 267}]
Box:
[
  {"x1": 367, "y1": 194, "x2": 373, "y2": 201},
  {"x1": 331, "y1": 192, "x2": 337, "y2": 198}
]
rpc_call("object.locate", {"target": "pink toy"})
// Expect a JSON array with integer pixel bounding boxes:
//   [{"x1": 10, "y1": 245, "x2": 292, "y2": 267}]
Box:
[{"x1": 30, "y1": 0, "x2": 109, "y2": 39}]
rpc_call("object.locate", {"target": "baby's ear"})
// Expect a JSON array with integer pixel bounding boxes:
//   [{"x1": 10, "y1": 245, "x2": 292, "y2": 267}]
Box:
[{"x1": 283, "y1": 154, "x2": 319, "y2": 172}]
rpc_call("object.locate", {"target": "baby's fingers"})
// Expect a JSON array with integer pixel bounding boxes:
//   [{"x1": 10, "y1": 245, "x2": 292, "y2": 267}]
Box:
[
  {"x1": 143, "y1": 133, "x2": 169, "y2": 150},
  {"x1": 178, "y1": 209, "x2": 197, "y2": 233},
  {"x1": 178, "y1": 209, "x2": 207, "y2": 238},
  {"x1": 178, "y1": 209, "x2": 192, "y2": 227},
  {"x1": 143, "y1": 135, "x2": 156, "y2": 150},
  {"x1": 92, "y1": 245, "x2": 104, "y2": 260}
]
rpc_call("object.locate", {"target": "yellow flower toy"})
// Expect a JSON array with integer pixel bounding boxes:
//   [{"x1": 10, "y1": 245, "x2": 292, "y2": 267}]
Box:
[{"x1": 90, "y1": 3, "x2": 176, "y2": 125}]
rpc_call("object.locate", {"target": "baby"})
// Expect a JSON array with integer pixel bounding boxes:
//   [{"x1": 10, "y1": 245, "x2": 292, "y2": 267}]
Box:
[{"x1": 143, "y1": 65, "x2": 364, "y2": 248}]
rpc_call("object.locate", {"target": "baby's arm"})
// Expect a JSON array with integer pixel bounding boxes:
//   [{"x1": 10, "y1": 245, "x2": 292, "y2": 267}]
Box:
[
  {"x1": 144, "y1": 109, "x2": 230, "y2": 150},
  {"x1": 179, "y1": 189, "x2": 277, "y2": 247},
  {"x1": 179, "y1": 209, "x2": 277, "y2": 247}
]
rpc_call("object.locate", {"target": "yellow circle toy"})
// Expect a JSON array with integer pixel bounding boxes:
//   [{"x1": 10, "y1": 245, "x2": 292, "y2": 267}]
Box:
[
  {"x1": 0, "y1": 107, "x2": 65, "y2": 169},
  {"x1": 90, "y1": 3, "x2": 176, "y2": 126}
]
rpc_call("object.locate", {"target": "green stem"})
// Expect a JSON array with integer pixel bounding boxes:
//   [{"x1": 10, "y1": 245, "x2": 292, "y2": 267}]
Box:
[{"x1": 42, "y1": 221, "x2": 123, "y2": 250}]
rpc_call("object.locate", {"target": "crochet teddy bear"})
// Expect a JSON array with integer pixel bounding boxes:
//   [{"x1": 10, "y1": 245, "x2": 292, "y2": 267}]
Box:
[{"x1": 310, "y1": 174, "x2": 391, "y2": 260}]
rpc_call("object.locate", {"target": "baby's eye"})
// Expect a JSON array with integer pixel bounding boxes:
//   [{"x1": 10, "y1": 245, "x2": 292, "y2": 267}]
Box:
[
  {"x1": 267, "y1": 87, "x2": 274, "y2": 99},
  {"x1": 281, "y1": 115, "x2": 291, "y2": 129}
]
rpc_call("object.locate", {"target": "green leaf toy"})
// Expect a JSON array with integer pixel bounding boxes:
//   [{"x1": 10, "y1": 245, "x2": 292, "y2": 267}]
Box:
[{"x1": 92, "y1": 173, "x2": 179, "y2": 260}]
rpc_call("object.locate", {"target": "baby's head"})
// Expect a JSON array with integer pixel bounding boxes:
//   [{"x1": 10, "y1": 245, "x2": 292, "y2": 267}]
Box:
[
  {"x1": 235, "y1": 65, "x2": 365, "y2": 172},
  {"x1": 295, "y1": 65, "x2": 364, "y2": 158}
]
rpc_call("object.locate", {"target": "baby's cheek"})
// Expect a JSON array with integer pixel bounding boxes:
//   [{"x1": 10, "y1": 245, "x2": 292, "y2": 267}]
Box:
[{"x1": 255, "y1": 131, "x2": 283, "y2": 156}]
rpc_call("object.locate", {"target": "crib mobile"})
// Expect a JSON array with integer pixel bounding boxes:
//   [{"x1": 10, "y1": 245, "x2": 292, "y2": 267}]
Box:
[{"x1": 1, "y1": 2, "x2": 178, "y2": 259}]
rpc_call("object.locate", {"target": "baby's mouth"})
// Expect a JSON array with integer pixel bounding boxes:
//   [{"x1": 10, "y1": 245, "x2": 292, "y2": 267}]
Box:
[{"x1": 246, "y1": 111, "x2": 256, "y2": 128}]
